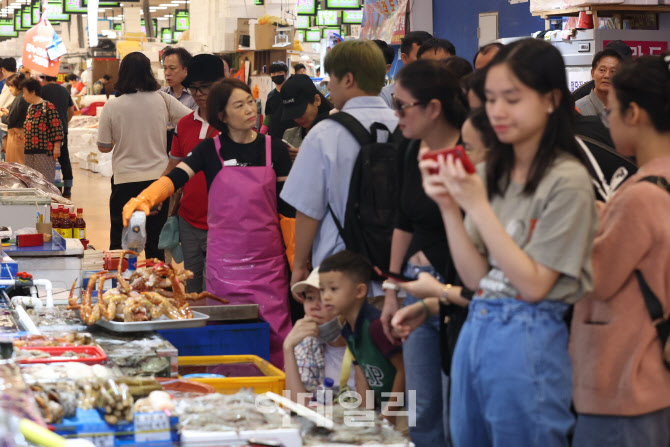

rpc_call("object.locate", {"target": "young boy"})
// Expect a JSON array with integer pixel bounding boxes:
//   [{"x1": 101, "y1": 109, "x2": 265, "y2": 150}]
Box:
[
  {"x1": 283, "y1": 267, "x2": 359, "y2": 407},
  {"x1": 318, "y1": 250, "x2": 405, "y2": 420}
]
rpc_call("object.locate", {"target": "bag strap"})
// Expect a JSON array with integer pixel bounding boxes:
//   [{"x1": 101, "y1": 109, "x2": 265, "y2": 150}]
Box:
[
  {"x1": 159, "y1": 91, "x2": 175, "y2": 128},
  {"x1": 328, "y1": 203, "x2": 346, "y2": 242},
  {"x1": 327, "y1": 112, "x2": 373, "y2": 147},
  {"x1": 639, "y1": 175, "x2": 670, "y2": 193}
]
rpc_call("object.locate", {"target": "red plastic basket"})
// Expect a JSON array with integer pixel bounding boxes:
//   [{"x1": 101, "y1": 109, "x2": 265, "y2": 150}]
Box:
[{"x1": 17, "y1": 346, "x2": 107, "y2": 365}]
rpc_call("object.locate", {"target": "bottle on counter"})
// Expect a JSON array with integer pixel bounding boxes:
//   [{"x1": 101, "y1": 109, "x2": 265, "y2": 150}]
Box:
[
  {"x1": 55, "y1": 205, "x2": 64, "y2": 236},
  {"x1": 61, "y1": 209, "x2": 73, "y2": 238},
  {"x1": 74, "y1": 208, "x2": 86, "y2": 240}
]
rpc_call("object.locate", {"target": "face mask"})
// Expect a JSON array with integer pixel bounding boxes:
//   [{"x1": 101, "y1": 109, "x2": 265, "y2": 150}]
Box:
[
  {"x1": 271, "y1": 75, "x2": 285, "y2": 85},
  {"x1": 317, "y1": 317, "x2": 343, "y2": 343}
]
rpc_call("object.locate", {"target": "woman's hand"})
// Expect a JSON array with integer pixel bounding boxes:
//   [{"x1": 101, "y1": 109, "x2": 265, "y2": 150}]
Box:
[
  {"x1": 0, "y1": 108, "x2": 8, "y2": 116},
  {"x1": 390, "y1": 302, "x2": 428, "y2": 342},
  {"x1": 396, "y1": 272, "x2": 444, "y2": 300},
  {"x1": 418, "y1": 148, "x2": 457, "y2": 212},
  {"x1": 440, "y1": 153, "x2": 488, "y2": 216},
  {"x1": 53, "y1": 143, "x2": 61, "y2": 160},
  {"x1": 283, "y1": 316, "x2": 319, "y2": 351},
  {"x1": 288, "y1": 146, "x2": 299, "y2": 161}
]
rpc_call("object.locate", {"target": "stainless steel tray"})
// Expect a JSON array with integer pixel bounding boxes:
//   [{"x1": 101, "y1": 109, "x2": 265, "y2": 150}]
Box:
[{"x1": 94, "y1": 311, "x2": 209, "y2": 332}]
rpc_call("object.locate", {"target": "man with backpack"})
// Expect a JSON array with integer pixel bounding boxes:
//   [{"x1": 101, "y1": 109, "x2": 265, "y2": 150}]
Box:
[{"x1": 281, "y1": 40, "x2": 399, "y2": 299}]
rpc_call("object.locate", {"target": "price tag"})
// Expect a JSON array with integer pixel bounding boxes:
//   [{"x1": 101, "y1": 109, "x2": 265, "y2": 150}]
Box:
[
  {"x1": 80, "y1": 434, "x2": 114, "y2": 447},
  {"x1": 134, "y1": 412, "x2": 172, "y2": 443}
]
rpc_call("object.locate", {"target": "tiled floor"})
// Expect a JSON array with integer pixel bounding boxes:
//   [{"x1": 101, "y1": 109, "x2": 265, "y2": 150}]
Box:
[{"x1": 70, "y1": 161, "x2": 111, "y2": 251}]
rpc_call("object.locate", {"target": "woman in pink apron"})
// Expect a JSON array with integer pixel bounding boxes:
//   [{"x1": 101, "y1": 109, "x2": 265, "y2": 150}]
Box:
[{"x1": 122, "y1": 78, "x2": 293, "y2": 369}]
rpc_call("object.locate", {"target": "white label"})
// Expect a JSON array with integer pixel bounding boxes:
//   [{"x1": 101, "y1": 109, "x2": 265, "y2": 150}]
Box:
[
  {"x1": 134, "y1": 412, "x2": 172, "y2": 443},
  {"x1": 79, "y1": 435, "x2": 114, "y2": 447}
]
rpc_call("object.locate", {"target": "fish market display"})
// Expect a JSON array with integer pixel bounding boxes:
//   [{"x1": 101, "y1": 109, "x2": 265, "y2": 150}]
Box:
[
  {"x1": 0, "y1": 361, "x2": 44, "y2": 424},
  {"x1": 15, "y1": 349, "x2": 94, "y2": 360},
  {"x1": 93, "y1": 330, "x2": 177, "y2": 377},
  {"x1": 68, "y1": 115, "x2": 99, "y2": 129},
  {"x1": 300, "y1": 405, "x2": 408, "y2": 445},
  {"x1": 175, "y1": 390, "x2": 289, "y2": 432},
  {"x1": 134, "y1": 390, "x2": 174, "y2": 413},
  {"x1": 0, "y1": 169, "x2": 25, "y2": 189},
  {"x1": 25, "y1": 308, "x2": 85, "y2": 332},
  {"x1": 0, "y1": 162, "x2": 72, "y2": 205},
  {"x1": 68, "y1": 251, "x2": 227, "y2": 324},
  {"x1": 21, "y1": 362, "x2": 115, "y2": 382},
  {"x1": 98, "y1": 378, "x2": 134, "y2": 425},
  {"x1": 30, "y1": 382, "x2": 77, "y2": 424},
  {"x1": 0, "y1": 310, "x2": 18, "y2": 334},
  {"x1": 14, "y1": 332, "x2": 94, "y2": 348}
]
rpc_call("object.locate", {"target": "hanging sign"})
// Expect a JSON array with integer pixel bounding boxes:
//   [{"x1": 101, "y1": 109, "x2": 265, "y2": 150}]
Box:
[
  {"x1": 360, "y1": 0, "x2": 407, "y2": 42},
  {"x1": 22, "y1": 0, "x2": 64, "y2": 76}
]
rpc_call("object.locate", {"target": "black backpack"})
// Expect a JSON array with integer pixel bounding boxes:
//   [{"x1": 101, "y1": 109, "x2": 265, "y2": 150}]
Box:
[{"x1": 326, "y1": 112, "x2": 402, "y2": 271}]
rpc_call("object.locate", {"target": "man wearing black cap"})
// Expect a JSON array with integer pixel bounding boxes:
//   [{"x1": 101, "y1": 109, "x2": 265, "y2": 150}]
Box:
[
  {"x1": 161, "y1": 54, "x2": 224, "y2": 293},
  {"x1": 280, "y1": 74, "x2": 333, "y2": 158},
  {"x1": 572, "y1": 40, "x2": 632, "y2": 101}
]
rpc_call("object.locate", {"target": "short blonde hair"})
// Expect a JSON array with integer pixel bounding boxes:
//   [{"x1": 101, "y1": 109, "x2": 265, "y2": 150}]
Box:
[{"x1": 324, "y1": 40, "x2": 386, "y2": 95}]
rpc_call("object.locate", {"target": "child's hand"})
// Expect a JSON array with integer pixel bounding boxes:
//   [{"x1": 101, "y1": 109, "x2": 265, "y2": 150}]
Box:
[{"x1": 283, "y1": 316, "x2": 319, "y2": 351}]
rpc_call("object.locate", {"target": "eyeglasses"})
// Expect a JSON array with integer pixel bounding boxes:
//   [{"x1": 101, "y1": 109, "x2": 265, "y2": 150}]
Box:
[
  {"x1": 391, "y1": 94, "x2": 425, "y2": 117},
  {"x1": 600, "y1": 107, "x2": 610, "y2": 128},
  {"x1": 188, "y1": 84, "x2": 213, "y2": 96}
]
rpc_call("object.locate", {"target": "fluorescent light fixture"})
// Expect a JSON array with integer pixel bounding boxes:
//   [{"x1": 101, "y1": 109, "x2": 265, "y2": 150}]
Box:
[
  {"x1": 119, "y1": 3, "x2": 124, "y2": 5},
  {"x1": 159, "y1": 3, "x2": 172, "y2": 6},
  {"x1": 164, "y1": 14, "x2": 172, "y2": 17},
  {"x1": 157, "y1": 16, "x2": 167, "y2": 20},
  {"x1": 155, "y1": 6, "x2": 167, "y2": 9}
]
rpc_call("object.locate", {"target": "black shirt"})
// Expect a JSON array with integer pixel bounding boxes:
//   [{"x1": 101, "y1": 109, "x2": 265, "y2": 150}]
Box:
[
  {"x1": 4, "y1": 92, "x2": 29, "y2": 130},
  {"x1": 396, "y1": 141, "x2": 459, "y2": 284},
  {"x1": 40, "y1": 83, "x2": 73, "y2": 134},
  {"x1": 265, "y1": 89, "x2": 294, "y2": 139},
  {"x1": 167, "y1": 133, "x2": 294, "y2": 216}
]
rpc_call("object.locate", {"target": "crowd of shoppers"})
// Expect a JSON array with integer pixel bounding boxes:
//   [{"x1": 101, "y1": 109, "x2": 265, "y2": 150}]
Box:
[{"x1": 102, "y1": 30, "x2": 670, "y2": 447}]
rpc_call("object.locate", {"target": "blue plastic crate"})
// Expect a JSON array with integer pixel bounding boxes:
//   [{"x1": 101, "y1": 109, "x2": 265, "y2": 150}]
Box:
[
  {"x1": 0, "y1": 251, "x2": 18, "y2": 280},
  {"x1": 158, "y1": 322, "x2": 270, "y2": 361}
]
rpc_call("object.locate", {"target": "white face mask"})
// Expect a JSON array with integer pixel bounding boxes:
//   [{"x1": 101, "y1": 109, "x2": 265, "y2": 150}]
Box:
[{"x1": 317, "y1": 317, "x2": 343, "y2": 343}]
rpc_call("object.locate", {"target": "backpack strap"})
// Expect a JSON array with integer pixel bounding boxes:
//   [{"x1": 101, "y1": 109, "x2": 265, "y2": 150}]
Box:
[
  {"x1": 635, "y1": 175, "x2": 670, "y2": 347},
  {"x1": 639, "y1": 175, "x2": 670, "y2": 193},
  {"x1": 327, "y1": 112, "x2": 373, "y2": 147}
]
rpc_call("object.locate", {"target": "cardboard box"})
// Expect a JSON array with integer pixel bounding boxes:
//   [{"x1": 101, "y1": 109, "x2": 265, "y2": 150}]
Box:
[{"x1": 235, "y1": 18, "x2": 294, "y2": 51}]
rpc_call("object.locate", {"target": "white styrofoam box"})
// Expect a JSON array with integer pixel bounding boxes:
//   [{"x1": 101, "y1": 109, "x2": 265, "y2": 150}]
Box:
[
  {"x1": 14, "y1": 256, "x2": 82, "y2": 292},
  {"x1": 180, "y1": 428, "x2": 302, "y2": 447}
]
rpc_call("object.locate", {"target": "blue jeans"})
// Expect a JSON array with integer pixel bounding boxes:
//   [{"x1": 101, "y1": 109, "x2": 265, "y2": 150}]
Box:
[
  {"x1": 402, "y1": 262, "x2": 450, "y2": 447},
  {"x1": 573, "y1": 407, "x2": 670, "y2": 447},
  {"x1": 450, "y1": 298, "x2": 573, "y2": 447}
]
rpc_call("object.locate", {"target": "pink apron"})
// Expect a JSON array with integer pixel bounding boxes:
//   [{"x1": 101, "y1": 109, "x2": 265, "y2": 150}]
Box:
[{"x1": 206, "y1": 134, "x2": 292, "y2": 369}]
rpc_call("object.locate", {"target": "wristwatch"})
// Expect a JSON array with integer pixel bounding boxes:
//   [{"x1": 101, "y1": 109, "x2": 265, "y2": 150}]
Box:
[{"x1": 382, "y1": 281, "x2": 400, "y2": 292}]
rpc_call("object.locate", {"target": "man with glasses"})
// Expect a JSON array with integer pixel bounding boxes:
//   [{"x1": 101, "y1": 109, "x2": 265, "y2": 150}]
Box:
[{"x1": 161, "y1": 54, "x2": 224, "y2": 293}]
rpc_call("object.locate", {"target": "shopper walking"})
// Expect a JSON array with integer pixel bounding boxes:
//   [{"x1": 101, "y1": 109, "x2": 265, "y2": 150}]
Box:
[
  {"x1": 122, "y1": 78, "x2": 293, "y2": 369},
  {"x1": 420, "y1": 38, "x2": 597, "y2": 446},
  {"x1": 281, "y1": 40, "x2": 398, "y2": 296},
  {"x1": 571, "y1": 53, "x2": 670, "y2": 447},
  {"x1": 162, "y1": 54, "x2": 224, "y2": 293},
  {"x1": 380, "y1": 59, "x2": 468, "y2": 447},
  {"x1": 21, "y1": 78, "x2": 64, "y2": 183},
  {"x1": 41, "y1": 75, "x2": 74, "y2": 197},
  {"x1": 0, "y1": 74, "x2": 28, "y2": 164},
  {"x1": 97, "y1": 51, "x2": 191, "y2": 261}
]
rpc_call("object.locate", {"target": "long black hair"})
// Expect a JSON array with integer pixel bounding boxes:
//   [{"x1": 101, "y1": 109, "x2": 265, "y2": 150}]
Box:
[
  {"x1": 115, "y1": 52, "x2": 160, "y2": 95},
  {"x1": 396, "y1": 59, "x2": 469, "y2": 130},
  {"x1": 612, "y1": 52, "x2": 670, "y2": 133},
  {"x1": 484, "y1": 38, "x2": 580, "y2": 198}
]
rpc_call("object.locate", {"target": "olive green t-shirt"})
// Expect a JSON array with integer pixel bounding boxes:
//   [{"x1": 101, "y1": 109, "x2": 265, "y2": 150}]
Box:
[{"x1": 465, "y1": 153, "x2": 597, "y2": 304}]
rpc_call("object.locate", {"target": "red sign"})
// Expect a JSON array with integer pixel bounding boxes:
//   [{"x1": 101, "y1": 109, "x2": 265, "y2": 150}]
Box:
[
  {"x1": 603, "y1": 40, "x2": 668, "y2": 57},
  {"x1": 22, "y1": 19, "x2": 60, "y2": 76}
]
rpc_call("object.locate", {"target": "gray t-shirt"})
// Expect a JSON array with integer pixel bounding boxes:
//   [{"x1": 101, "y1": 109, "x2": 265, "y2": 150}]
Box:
[{"x1": 465, "y1": 153, "x2": 597, "y2": 304}]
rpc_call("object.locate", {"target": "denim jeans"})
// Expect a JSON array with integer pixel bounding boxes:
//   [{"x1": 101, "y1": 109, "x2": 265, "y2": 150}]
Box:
[
  {"x1": 573, "y1": 407, "x2": 670, "y2": 447},
  {"x1": 450, "y1": 298, "x2": 573, "y2": 447},
  {"x1": 402, "y1": 262, "x2": 450, "y2": 447}
]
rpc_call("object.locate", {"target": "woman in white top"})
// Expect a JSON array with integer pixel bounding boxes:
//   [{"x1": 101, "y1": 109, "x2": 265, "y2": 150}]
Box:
[{"x1": 97, "y1": 52, "x2": 190, "y2": 260}]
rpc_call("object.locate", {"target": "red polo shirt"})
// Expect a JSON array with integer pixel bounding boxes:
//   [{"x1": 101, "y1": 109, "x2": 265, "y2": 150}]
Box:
[{"x1": 170, "y1": 109, "x2": 219, "y2": 230}]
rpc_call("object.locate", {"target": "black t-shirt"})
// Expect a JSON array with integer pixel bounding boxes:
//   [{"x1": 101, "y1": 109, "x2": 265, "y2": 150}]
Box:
[
  {"x1": 40, "y1": 83, "x2": 73, "y2": 134},
  {"x1": 265, "y1": 89, "x2": 294, "y2": 139},
  {"x1": 396, "y1": 141, "x2": 459, "y2": 284},
  {"x1": 167, "y1": 133, "x2": 294, "y2": 216}
]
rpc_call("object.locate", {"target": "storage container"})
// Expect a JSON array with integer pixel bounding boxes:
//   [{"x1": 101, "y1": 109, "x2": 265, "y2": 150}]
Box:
[{"x1": 178, "y1": 355, "x2": 285, "y2": 395}]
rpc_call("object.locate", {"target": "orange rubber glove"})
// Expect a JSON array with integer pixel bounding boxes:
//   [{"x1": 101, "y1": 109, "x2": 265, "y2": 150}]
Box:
[{"x1": 122, "y1": 176, "x2": 175, "y2": 227}]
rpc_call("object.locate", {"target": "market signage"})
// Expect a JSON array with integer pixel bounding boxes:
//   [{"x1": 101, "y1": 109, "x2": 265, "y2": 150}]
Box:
[
  {"x1": 62, "y1": 0, "x2": 87, "y2": 15},
  {"x1": 0, "y1": 19, "x2": 18, "y2": 37},
  {"x1": 22, "y1": 1, "x2": 65, "y2": 76},
  {"x1": 360, "y1": 0, "x2": 407, "y2": 43},
  {"x1": 603, "y1": 39, "x2": 668, "y2": 57},
  {"x1": 174, "y1": 10, "x2": 188, "y2": 31}
]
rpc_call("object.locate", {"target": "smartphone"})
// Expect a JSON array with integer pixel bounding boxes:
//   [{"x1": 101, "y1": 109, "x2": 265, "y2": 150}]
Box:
[
  {"x1": 421, "y1": 145, "x2": 476, "y2": 175},
  {"x1": 376, "y1": 268, "x2": 414, "y2": 283},
  {"x1": 282, "y1": 139, "x2": 296, "y2": 149}
]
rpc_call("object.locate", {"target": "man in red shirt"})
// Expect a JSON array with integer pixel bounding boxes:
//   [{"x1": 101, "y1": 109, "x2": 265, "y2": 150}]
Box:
[{"x1": 162, "y1": 54, "x2": 225, "y2": 293}]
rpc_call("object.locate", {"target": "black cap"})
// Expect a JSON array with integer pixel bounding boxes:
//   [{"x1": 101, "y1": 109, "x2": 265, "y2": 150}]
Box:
[
  {"x1": 182, "y1": 54, "x2": 225, "y2": 88},
  {"x1": 281, "y1": 74, "x2": 319, "y2": 121},
  {"x1": 604, "y1": 40, "x2": 633, "y2": 59}
]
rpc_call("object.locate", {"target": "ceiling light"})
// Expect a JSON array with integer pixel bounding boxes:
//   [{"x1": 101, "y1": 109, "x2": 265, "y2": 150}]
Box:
[
  {"x1": 155, "y1": 6, "x2": 167, "y2": 9},
  {"x1": 157, "y1": 17, "x2": 167, "y2": 20},
  {"x1": 164, "y1": 14, "x2": 172, "y2": 17},
  {"x1": 159, "y1": 3, "x2": 172, "y2": 6},
  {"x1": 119, "y1": 2, "x2": 124, "y2": 5}
]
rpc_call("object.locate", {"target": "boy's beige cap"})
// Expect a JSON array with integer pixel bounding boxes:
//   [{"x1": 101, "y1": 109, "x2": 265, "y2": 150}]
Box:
[{"x1": 291, "y1": 267, "x2": 320, "y2": 295}]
